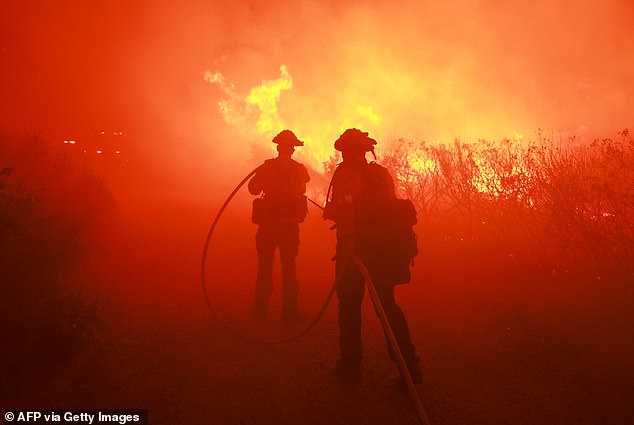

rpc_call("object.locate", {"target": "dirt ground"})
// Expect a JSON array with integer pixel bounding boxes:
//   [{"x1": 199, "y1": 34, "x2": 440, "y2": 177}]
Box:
[{"x1": 5, "y1": 185, "x2": 634, "y2": 425}]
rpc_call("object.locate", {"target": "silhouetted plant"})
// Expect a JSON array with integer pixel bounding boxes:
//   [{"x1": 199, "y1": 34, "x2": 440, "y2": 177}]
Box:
[
  {"x1": 380, "y1": 130, "x2": 633, "y2": 277},
  {"x1": 0, "y1": 131, "x2": 114, "y2": 396}
]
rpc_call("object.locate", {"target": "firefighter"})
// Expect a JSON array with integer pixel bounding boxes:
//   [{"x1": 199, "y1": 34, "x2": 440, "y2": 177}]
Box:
[
  {"x1": 248, "y1": 130, "x2": 310, "y2": 322},
  {"x1": 325, "y1": 128, "x2": 421, "y2": 384}
]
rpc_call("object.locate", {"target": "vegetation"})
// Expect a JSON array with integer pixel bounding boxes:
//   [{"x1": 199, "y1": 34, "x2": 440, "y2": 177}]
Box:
[
  {"x1": 379, "y1": 129, "x2": 634, "y2": 278},
  {"x1": 0, "y1": 131, "x2": 115, "y2": 396}
]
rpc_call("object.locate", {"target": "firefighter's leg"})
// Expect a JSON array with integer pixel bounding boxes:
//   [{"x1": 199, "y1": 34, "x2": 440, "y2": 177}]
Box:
[
  {"x1": 374, "y1": 282, "x2": 421, "y2": 383},
  {"x1": 279, "y1": 223, "x2": 302, "y2": 321},
  {"x1": 335, "y1": 259, "x2": 365, "y2": 378},
  {"x1": 253, "y1": 225, "x2": 276, "y2": 316}
]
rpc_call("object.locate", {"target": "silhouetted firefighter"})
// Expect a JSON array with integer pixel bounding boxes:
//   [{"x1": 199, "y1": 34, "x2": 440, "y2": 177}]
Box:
[
  {"x1": 248, "y1": 130, "x2": 310, "y2": 322},
  {"x1": 323, "y1": 128, "x2": 421, "y2": 384}
]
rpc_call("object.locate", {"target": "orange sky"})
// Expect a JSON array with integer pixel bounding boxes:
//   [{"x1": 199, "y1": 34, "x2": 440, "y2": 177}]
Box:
[{"x1": 2, "y1": 0, "x2": 633, "y2": 184}]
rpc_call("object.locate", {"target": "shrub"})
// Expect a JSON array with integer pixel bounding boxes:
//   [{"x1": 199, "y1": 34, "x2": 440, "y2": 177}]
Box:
[
  {"x1": 0, "y1": 131, "x2": 114, "y2": 396},
  {"x1": 377, "y1": 130, "x2": 633, "y2": 276}
]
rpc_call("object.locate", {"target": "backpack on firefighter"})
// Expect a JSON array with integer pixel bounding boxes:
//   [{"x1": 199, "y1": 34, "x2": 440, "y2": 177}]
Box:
[{"x1": 324, "y1": 161, "x2": 418, "y2": 284}]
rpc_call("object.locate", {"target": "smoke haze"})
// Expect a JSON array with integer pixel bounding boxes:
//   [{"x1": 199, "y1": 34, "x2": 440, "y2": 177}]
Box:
[
  {"x1": 2, "y1": 0, "x2": 633, "y2": 190},
  {"x1": 3, "y1": 3, "x2": 634, "y2": 423}
]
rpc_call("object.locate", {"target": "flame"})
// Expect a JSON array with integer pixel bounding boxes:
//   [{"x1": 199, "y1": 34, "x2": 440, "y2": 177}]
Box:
[
  {"x1": 471, "y1": 156, "x2": 499, "y2": 195},
  {"x1": 409, "y1": 157, "x2": 436, "y2": 173},
  {"x1": 205, "y1": 65, "x2": 384, "y2": 171},
  {"x1": 246, "y1": 65, "x2": 292, "y2": 136},
  {"x1": 356, "y1": 106, "x2": 381, "y2": 125},
  {"x1": 204, "y1": 64, "x2": 542, "y2": 204},
  {"x1": 204, "y1": 70, "x2": 252, "y2": 129},
  {"x1": 204, "y1": 66, "x2": 292, "y2": 137}
]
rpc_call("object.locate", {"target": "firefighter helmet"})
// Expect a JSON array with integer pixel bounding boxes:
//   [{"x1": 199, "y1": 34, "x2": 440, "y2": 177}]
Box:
[
  {"x1": 334, "y1": 128, "x2": 377, "y2": 152},
  {"x1": 272, "y1": 129, "x2": 304, "y2": 146}
]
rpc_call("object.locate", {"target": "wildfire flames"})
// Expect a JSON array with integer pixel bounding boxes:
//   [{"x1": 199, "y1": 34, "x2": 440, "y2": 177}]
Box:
[
  {"x1": 2, "y1": 4, "x2": 634, "y2": 424},
  {"x1": 205, "y1": 65, "x2": 387, "y2": 171},
  {"x1": 204, "y1": 65, "x2": 531, "y2": 197}
]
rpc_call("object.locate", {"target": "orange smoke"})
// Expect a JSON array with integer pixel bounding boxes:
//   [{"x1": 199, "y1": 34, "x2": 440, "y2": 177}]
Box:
[
  {"x1": 202, "y1": 2, "x2": 631, "y2": 179},
  {"x1": 205, "y1": 64, "x2": 387, "y2": 170},
  {"x1": 3, "y1": 0, "x2": 632, "y2": 195}
]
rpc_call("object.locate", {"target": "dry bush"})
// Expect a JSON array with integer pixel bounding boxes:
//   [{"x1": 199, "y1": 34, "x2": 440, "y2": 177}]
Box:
[
  {"x1": 0, "y1": 131, "x2": 115, "y2": 395},
  {"x1": 380, "y1": 130, "x2": 634, "y2": 277}
]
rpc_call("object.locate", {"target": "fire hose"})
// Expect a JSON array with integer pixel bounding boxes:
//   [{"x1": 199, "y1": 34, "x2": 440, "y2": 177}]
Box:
[
  {"x1": 200, "y1": 168, "x2": 338, "y2": 345},
  {"x1": 201, "y1": 169, "x2": 431, "y2": 425},
  {"x1": 354, "y1": 256, "x2": 431, "y2": 425}
]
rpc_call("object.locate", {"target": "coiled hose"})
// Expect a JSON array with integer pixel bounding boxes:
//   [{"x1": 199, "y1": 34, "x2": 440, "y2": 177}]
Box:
[
  {"x1": 200, "y1": 168, "x2": 338, "y2": 345},
  {"x1": 200, "y1": 169, "x2": 431, "y2": 425}
]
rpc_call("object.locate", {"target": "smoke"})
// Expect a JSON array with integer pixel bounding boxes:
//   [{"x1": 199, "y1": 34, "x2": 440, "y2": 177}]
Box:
[
  {"x1": 201, "y1": 0, "x2": 634, "y2": 169},
  {"x1": 204, "y1": 65, "x2": 292, "y2": 139},
  {"x1": 2, "y1": 0, "x2": 633, "y2": 190}
]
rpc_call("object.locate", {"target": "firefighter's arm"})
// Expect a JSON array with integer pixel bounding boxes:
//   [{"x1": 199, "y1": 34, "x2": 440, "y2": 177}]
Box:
[
  {"x1": 334, "y1": 200, "x2": 357, "y2": 261},
  {"x1": 332, "y1": 169, "x2": 357, "y2": 241},
  {"x1": 298, "y1": 164, "x2": 310, "y2": 194},
  {"x1": 378, "y1": 164, "x2": 397, "y2": 198},
  {"x1": 248, "y1": 163, "x2": 267, "y2": 195},
  {"x1": 248, "y1": 174, "x2": 262, "y2": 195},
  {"x1": 301, "y1": 164, "x2": 310, "y2": 183},
  {"x1": 386, "y1": 169, "x2": 397, "y2": 198}
]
